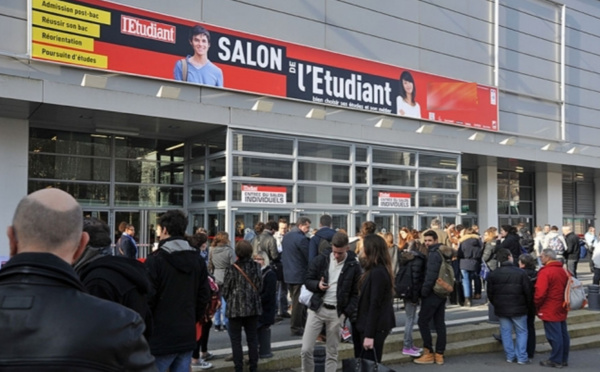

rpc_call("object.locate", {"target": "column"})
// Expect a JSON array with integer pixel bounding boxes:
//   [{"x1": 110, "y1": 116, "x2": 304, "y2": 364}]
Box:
[
  {"x1": 535, "y1": 167, "x2": 563, "y2": 227},
  {"x1": 477, "y1": 164, "x2": 498, "y2": 229}
]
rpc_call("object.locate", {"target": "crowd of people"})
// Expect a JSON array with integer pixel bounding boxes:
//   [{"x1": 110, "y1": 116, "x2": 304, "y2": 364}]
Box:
[{"x1": 1, "y1": 190, "x2": 596, "y2": 371}]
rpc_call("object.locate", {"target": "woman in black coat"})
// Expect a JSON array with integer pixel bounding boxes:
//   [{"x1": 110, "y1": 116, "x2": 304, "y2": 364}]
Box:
[
  {"x1": 353, "y1": 234, "x2": 395, "y2": 363},
  {"x1": 497, "y1": 225, "x2": 522, "y2": 261},
  {"x1": 254, "y1": 251, "x2": 277, "y2": 359}
]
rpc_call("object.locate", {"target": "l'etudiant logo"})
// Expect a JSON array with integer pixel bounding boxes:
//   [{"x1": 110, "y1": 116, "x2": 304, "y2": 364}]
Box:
[{"x1": 120, "y1": 15, "x2": 176, "y2": 44}]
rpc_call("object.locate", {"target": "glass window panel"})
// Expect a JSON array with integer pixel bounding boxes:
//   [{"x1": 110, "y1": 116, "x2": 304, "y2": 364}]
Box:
[
  {"x1": 355, "y1": 188, "x2": 368, "y2": 205},
  {"x1": 519, "y1": 187, "x2": 533, "y2": 201},
  {"x1": 28, "y1": 181, "x2": 109, "y2": 206},
  {"x1": 232, "y1": 182, "x2": 292, "y2": 202},
  {"x1": 372, "y1": 149, "x2": 415, "y2": 166},
  {"x1": 419, "y1": 192, "x2": 457, "y2": 208},
  {"x1": 420, "y1": 154, "x2": 458, "y2": 169},
  {"x1": 190, "y1": 161, "x2": 206, "y2": 183},
  {"x1": 115, "y1": 160, "x2": 184, "y2": 185},
  {"x1": 207, "y1": 134, "x2": 226, "y2": 154},
  {"x1": 298, "y1": 162, "x2": 349, "y2": 182},
  {"x1": 29, "y1": 154, "x2": 110, "y2": 181},
  {"x1": 461, "y1": 200, "x2": 478, "y2": 214},
  {"x1": 461, "y1": 182, "x2": 477, "y2": 199},
  {"x1": 372, "y1": 191, "x2": 415, "y2": 207},
  {"x1": 356, "y1": 147, "x2": 367, "y2": 162},
  {"x1": 114, "y1": 137, "x2": 184, "y2": 161},
  {"x1": 298, "y1": 186, "x2": 349, "y2": 204},
  {"x1": 114, "y1": 184, "x2": 184, "y2": 207},
  {"x1": 233, "y1": 133, "x2": 293, "y2": 155},
  {"x1": 191, "y1": 187, "x2": 205, "y2": 203},
  {"x1": 233, "y1": 157, "x2": 293, "y2": 179},
  {"x1": 419, "y1": 172, "x2": 457, "y2": 189},
  {"x1": 298, "y1": 141, "x2": 349, "y2": 160},
  {"x1": 356, "y1": 166, "x2": 368, "y2": 184},
  {"x1": 372, "y1": 168, "x2": 415, "y2": 186},
  {"x1": 207, "y1": 183, "x2": 225, "y2": 202},
  {"x1": 208, "y1": 157, "x2": 226, "y2": 179},
  {"x1": 30, "y1": 128, "x2": 111, "y2": 157}
]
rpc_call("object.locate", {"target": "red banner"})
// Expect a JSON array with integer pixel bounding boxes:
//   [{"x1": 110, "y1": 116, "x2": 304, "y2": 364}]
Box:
[{"x1": 30, "y1": 0, "x2": 499, "y2": 131}]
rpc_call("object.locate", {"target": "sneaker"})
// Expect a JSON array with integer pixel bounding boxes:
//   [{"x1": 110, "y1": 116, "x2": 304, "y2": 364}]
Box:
[
  {"x1": 413, "y1": 349, "x2": 434, "y2": 365},
  {"x1": 214, "y1": 325, "x2": 222, "y2": 332},
  {"x1": 201, "y1": 352, "x2": 214, "y2": 361},
  {"x1": 434, "y1": 353, "x2": 444, "y2": 365},
  {"x1": 402, "y1": 347, "x2": 421, "y2": 357},
  {"x1": 506, "y1": 359, "x2": 514, "y2": 363},
  {"x1": 518, "y1": 360, "x2": 531, "y2": 365},
  {"x1": 539, "y1": 360, "x2": 563, "y2": 368},
  {"x1": 411, "y1": 346, "x2": 424, "y2": 354},
  {"x1": 191, "y1": 359, "x2": 213, "y2": 370}
]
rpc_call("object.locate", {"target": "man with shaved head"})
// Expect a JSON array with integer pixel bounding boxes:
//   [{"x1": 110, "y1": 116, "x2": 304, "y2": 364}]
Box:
[{"x1": 0, "y1": 188, "x2": 156, "y2": 371}]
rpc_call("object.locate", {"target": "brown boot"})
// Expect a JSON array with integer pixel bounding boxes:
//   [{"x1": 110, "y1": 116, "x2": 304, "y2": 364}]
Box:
[
  {"x1": 434, "y1": 353, "x2": 444, "y2": 365},
  {"x1": 414, "y1": 349, "x2": 434, "y2": 364}
]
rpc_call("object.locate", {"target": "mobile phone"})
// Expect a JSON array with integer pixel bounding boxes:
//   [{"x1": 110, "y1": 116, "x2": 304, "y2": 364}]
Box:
[{"x1": 322, "y1": 282, "x2": 329, "y2": 287}]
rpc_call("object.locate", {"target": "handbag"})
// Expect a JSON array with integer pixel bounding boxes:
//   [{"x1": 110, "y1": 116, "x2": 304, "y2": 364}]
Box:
[
  {"x1": 480, "y1": 260, "x2": 491, "y2": 280},
  {"x1": 299, "y1": 284, "x2": 313, "y2": 306},
  {"x1": 342, "y1": 348, "x2": 395, "y2": 372}
]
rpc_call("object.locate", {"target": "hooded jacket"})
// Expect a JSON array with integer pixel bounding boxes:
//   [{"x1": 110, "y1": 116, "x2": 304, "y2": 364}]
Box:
[
  {"x1": 76, "y1": 255, "x2": 153, "y2": 339},
  {"x1": 458, "y1": 234, "x2": 483, "y2": 272},
  {"x1": 421, "y1": 244, "x2": 454, "y2": 298},
  {"x1": 397, "y1": 249, "x2": 427, "y2": 303},
  {"x1": 0, "y1": 253, "x2": 155, "y2": 371},
  {"x1": 145, "y1": 237, "x2": 210, "y2": 356}
]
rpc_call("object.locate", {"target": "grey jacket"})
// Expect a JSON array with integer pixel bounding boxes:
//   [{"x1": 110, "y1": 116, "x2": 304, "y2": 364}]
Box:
[{"x1": 209, "y1": 244, "x2": 235, "y2": 285}]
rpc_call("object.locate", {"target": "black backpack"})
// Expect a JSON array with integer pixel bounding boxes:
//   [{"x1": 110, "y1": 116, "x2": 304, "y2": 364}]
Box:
[{"x1": 394, "y1": 263, "x2": 413, "y2": 299}]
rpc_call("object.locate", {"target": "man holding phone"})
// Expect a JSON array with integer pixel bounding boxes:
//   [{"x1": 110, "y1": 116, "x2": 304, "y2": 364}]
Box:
[{"x1": 300, "y1": 232, "x2": 362, "y2": 372}]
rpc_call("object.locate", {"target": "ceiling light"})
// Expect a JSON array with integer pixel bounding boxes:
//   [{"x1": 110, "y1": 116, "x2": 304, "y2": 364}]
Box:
[
  {"x1": 375, "y1": 118, "x2": 393, "y2": 129},
  {"x1": 306, "y1": 108, "x2": 326, "y2": 120},
  {"x1": 156, "y1": 85, "x2": 181, "y2": 99},
  {"x1": 567, "y1": 146, "x2": 578, "y2": 154},
  {"x1": 252, "y1": 99, "x2": 274, "y2": 112},
  {"x1": 468, "y1": 133, "x2": 485, "y2": 141},
  {"x1": 499, "y1": 137, "x2": 516, "y2": 146},
  {"x1": 541, "y1": 143, "x2": 556, "y2": 151},
  {"x1": 95, "y1": 127, "x2": 139, "y2": 137},
  {"x1": 81, "y1": 74, "x2": 108, "y2": 89},
  {"x1": 416, "y1": 124, "x2": 435, "y2": 134}
]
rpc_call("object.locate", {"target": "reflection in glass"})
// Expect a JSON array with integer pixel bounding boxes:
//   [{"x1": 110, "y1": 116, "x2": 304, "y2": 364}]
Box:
[
  {"x1": 191, "y1": 187, "x2": 205, "y2": 203},
  {"x1": 28, "y1": 181, "x2": 109, "y2": 206},
  {"x1": 30, "y1": 128, "x2": 110, "y2": 157},
  {"x1": 115, "y1": 160, "x2": 184, "y2": 185},
  {"x1": 208, "y1": 157, "x2": 226, "y2": 179},
  {"x1": 114, "y1": 185, "x2": 184, "y2": 207},
  {"x1": 190, "y1": 161, "x2": 206, "y2": 183},
  {"x1": 420, "y1": 154, "x2": 458, "y2": 169},
  {"x1": 114, "y1": 137, "x2": 184, "y2": 161},
  {"x1": 207, "y1": 183, "x2": 226, "y2": 202},
  {"x1": 372, "y1": 149, "x2": 415, "y2": 166},
  {"x1": 298, "y1": 163, "x2": 349, "y2": 182},
  {"x1": 30, "y1": 154, "x2": 110, "y2": 181},
  {"x1": 298, "y1": 141, "x2": 349, "y2": 160},
  {"x1": 233, "y1": 133, "x2": 293, "y2": 155},
  {"x1": 419, "y1": 172, "x2": 457, "y2": 189},
  {"x1": 356, "y1": 166, "x2": 368, "y2": 184},
  {"x1": 233, "y1": 157, "x2": 293, "y2": 179},
  {"x1": 372, "y1": 168, "x2": 415, "y2": 186},
  {"x1": 355, "y1": 188, "x2": 368, "y2": 205},
  {"x1": 419, "y1": 192, "x2": 457, "y2": 208},
  {"x1": 298, "y1": 186, "x2": 349, "y2": 204},
  {"x1": 356, "y1": 147, "x2": 368, "y2": 162}
]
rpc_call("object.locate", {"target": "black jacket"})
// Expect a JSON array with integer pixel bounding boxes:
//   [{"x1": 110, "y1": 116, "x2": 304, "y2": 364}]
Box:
[
  {"x1": 116, "y1": 233, "x2": 138, "y2": 258},
  {"x1": 76, "y1": 255, "x2": 154, "y2": 339},
  {"x1": 397, "y1": 250, "x2": 426, "y2": 303},
  {"x1": 498, "y1": 233, "x2": 522, "y2": 260},
  {"x1": 487, "y1": 261, "x2": 532, "y2": 317},
  {"x1": 304, "y1": 250, "x2": 361, "y2": 318},
  {"x1": 564, "y1": 232, "x2": 580, "y2": 261},
  {"x1": 145, "y1": 237, "x2": 210, "y2": 356},
  {"x1": 421, "y1": 244, "x2": 455, "y2": 298},
  {"x1": 458, "y1": 234, "x2": 483, "y2": 272},
  {"x1": 0, "y1": 253, "x2": 156, "y2": 371},
  {"x1": 258, "y1": 265, "x2": 277, "y2": 327},
  {"x1": 355, "y1": 264, "x2": 395, "y2": 338}
]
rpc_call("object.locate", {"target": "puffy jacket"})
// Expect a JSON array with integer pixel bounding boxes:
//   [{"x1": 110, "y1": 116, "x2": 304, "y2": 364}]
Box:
[
  {"x1": 482, "y1": 240, "x2": 499, "y2": 271},
  {"x1": 487, "y1": 261, "x2": 532, "y2": 317},
  {"x1": 304, "y1": 250, "x2": 361, "y2": 318},
  {"x1": 255, "y1": 230, "x2": 279, "y2": 262},
  {"x1": 145, "y1": 238, "x2": 210, "y2": 356},
  {"x1": 76, "y1": 255, "x2": 153, "y2": 339},
  {"x1": 281, "y1": 227, "x2": 310, "y2": 284},
  {"x1": 0, "y1": 253, "x2": 156, "y2": 371},
  {"x1": 498, "y1": 233, "x2": 522, "y2": 260},
  {"x1": 222, "y1": 257, "x2": 263, "y2": 318},
  {"x1": 421, "y1": 244, "x2": 454, "y2": 298},
  {"x1": 397, "y1": 249, "x2": 426, "y2": 303},
  {"x1": 458, "y1": 234, "x2": 483, "y2": 271},
  {"x1": 535, "y1": 260, "x2": 568, "y2": 322}
]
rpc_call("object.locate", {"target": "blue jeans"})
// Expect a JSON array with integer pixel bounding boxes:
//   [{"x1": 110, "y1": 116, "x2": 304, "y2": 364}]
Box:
[
  {"x1": 499, "y1": 315, "x2": 528, "y2": 363},
  {"x1": 154, "y1": 351, "x2": 193, "y2": 372},
  {"x1": 461, "y1": 269, "x2": 475, "y2": 298},
  {"x1": 213, "y1": 295, "x2": 228, "y2": 327},
  {"x1": 543, "y1": 320, "x2": 570, "y2": 364},
  {"x1": 403, "y1": 299, "x2": 418, "y2": 349}
]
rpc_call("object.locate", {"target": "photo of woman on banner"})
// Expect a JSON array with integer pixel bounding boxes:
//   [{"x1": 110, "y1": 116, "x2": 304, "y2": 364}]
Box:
[
  {"x1": 173, "y1": 25, "x2": 224, "y2": 87},
  {"x1": 396, "y1": 70, "x2": 421, "y2": 118}
]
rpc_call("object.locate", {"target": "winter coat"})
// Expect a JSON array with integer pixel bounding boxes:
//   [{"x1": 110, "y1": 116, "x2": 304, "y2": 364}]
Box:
[
  {"x1": 145, "y1": 238, "x2": 210, "y2": 356},
  {"x1": 523, "y1": 267, "x2": 538, "y2": 317},
  {"x1": 564, "y1": 232, "x2": 580, "y2": 261},
  {"x1": 281, "y1": 227, "x2": 310, "y2": 284},
  {"x1": 222, "y1": 257, "x2": 263, "y2": 318},
  {"x1": 397, "y1": 249, "x2": 426, "y2": 303},
  {"x1": 355, "y1": 264, "x2": 396, "y2": 338},
  {"x1": 254, "y1": 230, "x2": 279, "y2": 262},
  {"x1": 534, "y1": 260, "x2": 568, "y2": 322},
  {"x1": 304, "y1": 250, "x2": 361, "y2": 318},
  {"x1": 209, "y1": 244, "x2": 235, "y2": 286},
  {"x1": 116, "y1": 233, "x2": 137, "y2": 258},
  {"x1": 458, "y1": 234, "x2": 483, "y2": 272},
  {"x1": 308, "y1": 227, "x2": 336, "y2": 261},
  {"x1": 498, "y1": 233, "x2": 522, "y2": 260},
  {"x1": 482, "y1": 240, "x2": 498, "y2": 271},
  {"x1": 421, "y1": 244, "x2": 455, "y2": 298},
  {"x1": 0, "y1": 253, "x2": 156, "y2": 371},
  {"x1": 258, "y1": 265, "x2": 277, "y2": 327},
  {"x1": 76, "y1": 255, "x2": 153, "y2": 339},
  {"x1": 487, "y1": 261, "x2": 532, "y2": 317}
]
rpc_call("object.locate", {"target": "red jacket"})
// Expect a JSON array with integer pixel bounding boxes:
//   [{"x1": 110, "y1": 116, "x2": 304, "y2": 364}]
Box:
[{"x1": 534, "y1": 260, "x2": 568, "y2": 322}]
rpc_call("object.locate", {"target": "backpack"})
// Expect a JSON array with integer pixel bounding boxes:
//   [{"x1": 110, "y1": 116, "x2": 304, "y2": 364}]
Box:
[
  {"x1": 563, "y1": 271, "x2": 587, "y2": 311},
  {"x1": 519, "y1": 230, "x2": 534, "y2": 253},
  {"x1": 433, "y1": 250, "x2": 455, "y2": 297},
  {"x1": 548, "y1": 235, "x2": 566, "y2": 255},
  {"x1": 579, "y1": 239, "x2": 589, "y2": 260},
  {"x1": 205, "y1": 275, "x2": 220, "y2": 320},
  {"x1": 318, "y1": 237, "x2": 332, "y2": 255},
  {"x1": 394, "y1": 263, "x2": 413, "y2": 299}
]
